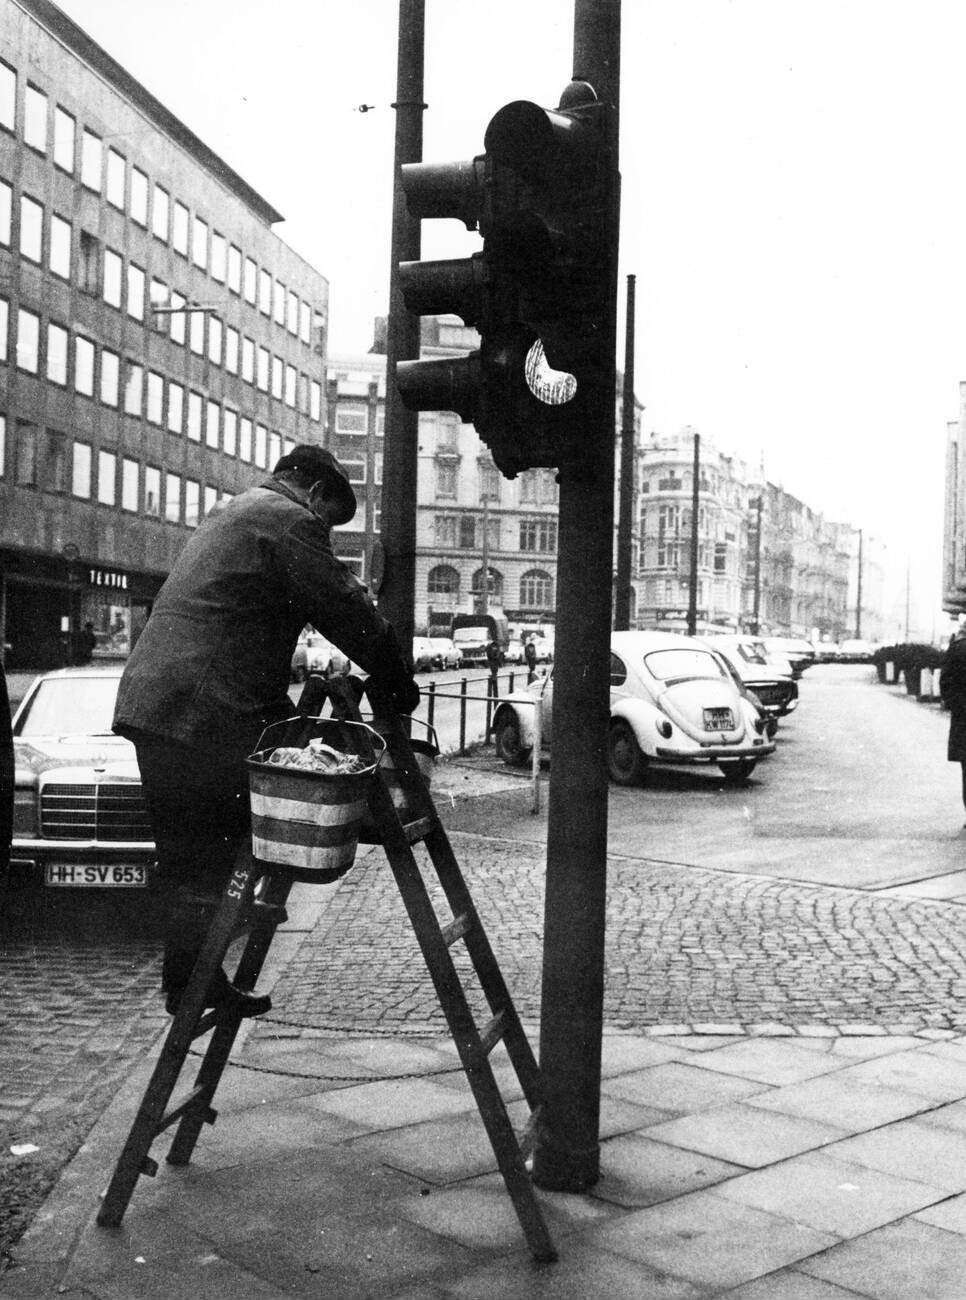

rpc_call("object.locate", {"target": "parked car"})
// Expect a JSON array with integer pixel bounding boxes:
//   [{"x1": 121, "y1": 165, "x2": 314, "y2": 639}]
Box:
[
  {"x1": 427, "y1": 637, "x2": 462, "y2": 670},
  {"x1": 492, "y1": 630, "x2": 775, "y2": 786},
  {"x1": 291, "y1": 628, "x2": 350, "y2": 681},
  {"x1": 837, "y1": 638, "x2": 876, "y2": 664},
  {"x1": 762, "y1": 636, "x2": 816, "y2": 679},
  {"x1": 814, "y1": 641, "x2": 840, "y2": 663},
  {"x1": 10, "y1": 666, "x2": 156, "y2": 892},
  {"x1": 504, "y1": 639, "x2": 525, "y2": 665},
  {"x1": 702, "y1": 635, "x2": 799, "y2": 718},
  {"x1": 412, "y1": 636, "x2": 435, "y2": 672}
]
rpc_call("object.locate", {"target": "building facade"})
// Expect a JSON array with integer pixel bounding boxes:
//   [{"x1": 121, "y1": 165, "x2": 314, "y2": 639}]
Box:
[
  {"x1": 943, "y1": 384, "x2": 966, "y2": 619},
  {"x1": 0, "y1": 0, "x2": 328, "y2": 668}
]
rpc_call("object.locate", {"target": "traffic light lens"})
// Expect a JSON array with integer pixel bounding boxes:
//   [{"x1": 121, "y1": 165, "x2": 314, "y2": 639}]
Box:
[{"x1": 524, "y1": 339, "x2": 577, "y2": 407}]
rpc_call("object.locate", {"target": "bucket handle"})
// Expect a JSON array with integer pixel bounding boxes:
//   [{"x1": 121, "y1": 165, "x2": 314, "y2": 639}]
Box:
[{"x1": 253, "y1": 715, "x2": 387, "y2": 773}]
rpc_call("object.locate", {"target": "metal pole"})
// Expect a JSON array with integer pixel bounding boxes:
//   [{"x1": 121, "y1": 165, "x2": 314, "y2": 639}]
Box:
[
  {"x1": 533, "y1": 0, "x2": 620, "y2": 1194},
  {"x1": 378, "y1": 0, "x2": 425, "y2": 651},
  {"x1": 614, "y1": 274, "x2": 636, "y2": 630},
  {"x1": 686, "y1": 432, "x2": 700, "y2": 636},
  {"x1": 855, "y1": 528, "x2": 863, "y2": 639},
  {"x1": 752, "y1": 494, "x2": 763, "y2": 635},
  {"x1": 480, "y1": 496, "x2": 490, "y2": 615}
]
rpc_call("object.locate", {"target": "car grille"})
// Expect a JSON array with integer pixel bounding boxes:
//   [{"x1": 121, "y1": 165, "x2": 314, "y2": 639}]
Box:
[
  {"x1": 39, "y1": 782, "x2": 153, "y2": 842},
  {"x1": 753, "y1": 682, "x2": 794, "y2": 708}
]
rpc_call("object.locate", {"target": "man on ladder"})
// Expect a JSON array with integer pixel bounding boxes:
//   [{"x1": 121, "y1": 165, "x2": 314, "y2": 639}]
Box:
[{"x1": 113, "y1": 445, "x2": 420, "y2": 1018}]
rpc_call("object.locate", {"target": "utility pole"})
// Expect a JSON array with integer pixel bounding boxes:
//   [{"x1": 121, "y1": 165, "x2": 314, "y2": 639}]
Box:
[
  {"x1": 751, "y1": 494, "x2": 763, "y2": 635},
  {"x1": 479, "y1": 495, "x2": 490, "y2": 615},
  {"x1": 378, "y1": 0, "x2": 425, "y2": 648},
  {"x1": 855, "y1": 527, "x2": 863, "y2": 640},
  {"x1": 614, "y1": 274, "x2": 636, "y2": 631},
  {"x1": 533, "y1": 0, "x2": 620, "y2": 1195},
  {"x1": 686, "y1": 431, "x2": 700, "y2": 636},
  {"x1": 904, "y1": 555, "x2": 911, "y2": 642}
]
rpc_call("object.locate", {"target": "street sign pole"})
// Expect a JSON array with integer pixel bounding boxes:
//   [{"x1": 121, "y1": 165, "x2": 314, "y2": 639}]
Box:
[{"x1": 532, "y1": 0, "x2": 621, "y2": 1193}]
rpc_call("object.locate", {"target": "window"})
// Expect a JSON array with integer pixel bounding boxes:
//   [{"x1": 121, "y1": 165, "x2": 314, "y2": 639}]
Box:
[
  {"x1": 149, "y1": 278, "x2": 168, "y2": 329},
  {"x1": 100, "y1": 349, "x2": 119, "y2": 406},
  {"x1": 106, "y1": 148, "x2": 125, "y2": 208},
  {"x1": 49, "y1": 214, "x2": 70, "y2": 278},
  {"x1": 0, "y1": 179, "x2": 10, "y2": 244},
  {"x1": 480, "y1": 465, "x2": 501, "y2": 502},
  {"x1": 210, "y1": 232, "x2": 226, "y2": 282},
  {"x1": 714, "y1": 542, "x2": 728, "y2": 574},
  {"x1": 97, "y1": 450, "x2": 116, "y2": 506},
  {"x1": 24, "y1": 86, "x2": 47, "y2": 152},
  {"x1": 167, "y1": 381, "x2": 183, "y2": 433},
  {"x1": 126, "y1": 263, "x2": 145, "y2": 320},
  {"x1": 173, "y1": 201, "x2": 189, "y2": 255},
  {"x1": 310, "y1": 381, "x2": 322, "y2": 421},
  {"x1": 0, "y1": 297, "x2": 6, "y2": 362},
  {"x1": 185, "y1": 478, "x2": 200, "y2": 527},
  {"x1": 152, "y1": 184, "x2": 169, "y2": 240},
  {"x1": 169, "y1": 290, "x2": 186, "y2": 344},
  {"x1": 341, "y1": 458, "x2": 365, "y2": 485},
  {"x1": 374, "y1": 452, "x2": 383, "y2": 484},
  {"x1": 436, "y1": 462, "x2": 457, "y2": 497},
  {"x1": 130, "y1": 167, "x2": 148, "y2": 225},
  {"x1": 520, "y1": 570, "x2": 553, "y2": 608},
  {"x1": 284, "y1": 364, "x2": 296, "y2": 407},
  {"x1": 46, "y1": 322, "x2": 68, "y2": 384},
  {"x1": 258, "y1": 268, "x2": 272, "y2": 314},
  {"x1": 268, "y1": 431, "x2": 281, "y2": 467},
  {"x1": 16, "y1": 307, "x2": 40, "y2": 373},
  {"x1": 19, "y1": 194, "x2": 43, "y2": 262},
  {"x1": 241, "y1": 336, "x2": 255, "y2": 383},
  {"x1": 189, "y1": 308, "x2": 205, "y2": 355},
  {"x1": 336, "y1": 406, "x2": 367, "y2": 434},
  {"x1": 300, "y1": 301, "x2": 311, "y2": 343},
  {"x1": 45, "y1": 429, "x2": 67, "y2": 493},
  {"x1": 103, "y1": 248, "x2": 122, "y2": 308},
  {"x1": 0, "y1": 62, "x2": 15, "y2": 132},
  {"x1": 79, "y1": 230, "x2": 99, "y2": 293},
  {"x1": 192, "y1": 215, "x2": 208, "y2": 269},
  {"x1": 256, "y1": 346, "x2": 269, "y2": 391},
  {"x1": 123, "y1": 362, "x2": 143, "y2": 415},
  {"x1": 224, "y1": 326, "x2": 239, "y2": 374},
  {"x1": 80, "y1": 130, "x2": 101, "y2": 190},
  {"x1": 519, "y1": 518, "x2": 557, "y2": 553},
  {"x1": 146, "y1": 371, "x2": 163, "y2": 424},
  {"x1": 72, "y1": 441, "x2": 92, "y2": 498},
  {"x1": 122, "y1": 457, "x2": 139, "y2": 512},
  {"x1": 207, "y1": 315, "x2": 222, "y2": 365},
  {"x1": 459, "y1": 516, "x2": 476, "y2": 549},
  {"x1": 243, "y1": 256, "x2": 257, "y2": 304},
  {"x1": 273, "y1": 280, "x2": 286, "y2": 325},
  {"x1": 15, "y1": 420, "x2": 37, "y2": 487},
  {"x1": 0, "y1": 412, "x2": 5, "y2": 476},
  {"x1": 53, "y1": 106, "x2": 74, "y2": 172},
  {"x1": 471, "y1": 566, "x2": 503, "y2": 604},
  {"x1": 227, "y1": 244, "x2": 242, "y2": 294},
  {"x1": 239, "y1": 417, "x2": 253, "y2": 462},
  {"x1": 223, "y1": 408, "x2": 238, "y2": 456},
  {"x1": 271, "y1": 354, "x2": 283, "y2": 399},
  {"x1": 206, "y1": 400, "x2": 219, "y2": 449},
  {"x1": 74, "y1": 336, "x2": 94, "y2": 395},
  {"x1": 187, "y1": 391, "x2": 202, "y2": 441},
  {"x1": 428, "y1": 564, "x2": 459, "y2": 596},
  {"x1": 204, "y1": 485, "x2": 217, "y2": 515},
  {"x1": 145, "y1": 465, "x2": 161, "y2": 516},
  {"x1": 255, "y1": 424, "x2": 268, "y2": 468},
  {"x1": 165, "y1": 472, "x2": 181, "y2": 523},
  {"x1": 287, "y1": 290, "x2": 299, "y2": 335}
]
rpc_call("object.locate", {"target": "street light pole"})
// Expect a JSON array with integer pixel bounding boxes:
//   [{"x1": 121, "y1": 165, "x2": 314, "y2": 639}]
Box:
[
  {"x1": 855, "y1": 527, "x2": 863, "y2": 640},
  {"x1": 479, "y1": 495, "x2": 490, "y2": 616},
  {"x1": 752, "y1": 494, "x2": 763, "y2": 635},
  {"x1": 686, "y1": 432, "x2": 700, "y2": 636}
]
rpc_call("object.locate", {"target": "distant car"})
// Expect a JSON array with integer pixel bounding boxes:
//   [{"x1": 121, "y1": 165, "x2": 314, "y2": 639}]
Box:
[
  {"x1": 762, "y1": 636, "x2": 816, "y2": 678},
  {"x1": 492, "y1": 630, "x2": 775, "y2": 786},
  {"x1": 837, "y1": 638, "x2": 876, "y2": 664},
  {"x1": 10, "y1": 666, "x2": 156, "y2": 892},
  {"x1": 504, "y1": 639, "x2": 525, "y2": 665},
  {"x1": 412, "y1": 636, "x2": 435, "y2": 672},
  {"x1": 703, "y1": 635, "x2": 799, "y2": 718},
  {"x1": 427, "y1": 637, "x2": 462, "y2": 670},
  {"x1": 814, "y1": 641, "x2": 840, "y2": 663}
]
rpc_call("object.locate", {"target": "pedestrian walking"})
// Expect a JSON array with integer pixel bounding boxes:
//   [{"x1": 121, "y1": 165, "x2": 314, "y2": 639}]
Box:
[
  {"x1": 486, "y1": 637, "x2": 503, "y2": 699},
  {"x1": 74, "y1": 621, "x2": 97, "y2": 664},
  {"x1": 113, "y1": 445, "x2": 419, "y2": 1017},
  {"x1": 524, "y1": 636, "x2": 538, "y2": 684},
  {"x1": 940, "y1": 626, "x2": 966, "y2": 825}
]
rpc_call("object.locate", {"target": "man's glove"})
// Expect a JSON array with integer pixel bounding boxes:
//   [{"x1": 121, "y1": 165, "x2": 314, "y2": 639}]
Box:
[{"x1": 390, "y1": 675, "x2": 421, "y2": 716}]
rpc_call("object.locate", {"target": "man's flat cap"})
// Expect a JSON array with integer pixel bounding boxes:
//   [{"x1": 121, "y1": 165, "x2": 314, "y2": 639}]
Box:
[{"x1": 273, "y1": 444, "x2": 356, "y2": 525}]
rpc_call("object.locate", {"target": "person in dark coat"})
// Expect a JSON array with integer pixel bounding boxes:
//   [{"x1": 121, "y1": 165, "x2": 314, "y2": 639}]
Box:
[
  {"x1": 114, "y1": 445, "x2": 419, "y2": 1016},
  {"x1": 940, "y1": 627, "x2": 966, "y2": 823},
  {"x1": 523, "y1": 637, "x2": 538, "y2": 685},
  {"x1": 486, "y1": 637, "x2": 503, "y2": 698}
]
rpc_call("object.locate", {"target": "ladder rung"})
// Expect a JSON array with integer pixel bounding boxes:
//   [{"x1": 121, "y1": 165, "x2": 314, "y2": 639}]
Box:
[
  {"x1": 478, "y1": 1009, "x2": 508, "y2": 1057},
  {"x1": 157, "y1": 1086, "x2": 217, "y2": 1135},
  {"x1": 403, "y1": 815, "x2": 434, "y2": 843},
  {"x1": 439, "y1": 912, "x2": 473, "y2": 947}
]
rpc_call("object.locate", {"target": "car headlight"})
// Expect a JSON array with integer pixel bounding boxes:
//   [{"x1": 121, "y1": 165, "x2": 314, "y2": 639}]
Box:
[
  {"x1": 13, "y1": 785, "x2": 39, "y2": 836},
  {"x1": 656, "y1": 719, "x2": 673, "y2": 739}
]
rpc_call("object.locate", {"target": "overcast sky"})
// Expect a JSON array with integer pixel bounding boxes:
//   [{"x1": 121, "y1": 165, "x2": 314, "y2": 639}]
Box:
[{"x1": 55, "y1": 0, "x2": 966, "y2": 637}]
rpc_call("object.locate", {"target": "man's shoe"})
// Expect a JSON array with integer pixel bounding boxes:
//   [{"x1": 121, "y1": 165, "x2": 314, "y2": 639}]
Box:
[{"x1": 164, "y1": 970, "x2": 272, "y2": 1019}]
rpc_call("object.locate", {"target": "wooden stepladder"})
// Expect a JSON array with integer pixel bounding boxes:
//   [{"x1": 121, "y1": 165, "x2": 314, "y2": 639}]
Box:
[{"x1": 97, "y1": 678, "x2": 556, "y2": 1263}]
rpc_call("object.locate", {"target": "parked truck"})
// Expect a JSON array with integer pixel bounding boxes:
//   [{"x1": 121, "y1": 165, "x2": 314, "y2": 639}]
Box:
[{"x1": 450, "y1": 613, "x2": 510, "y2": 666}]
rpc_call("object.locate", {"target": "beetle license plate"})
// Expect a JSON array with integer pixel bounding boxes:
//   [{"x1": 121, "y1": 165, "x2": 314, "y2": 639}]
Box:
[
  {"x1": 45, "y1": 864, "x2": 147, "y2": 887},
  {"x1": 703, "y1": 708, "x2": 734, "y2": 730}
]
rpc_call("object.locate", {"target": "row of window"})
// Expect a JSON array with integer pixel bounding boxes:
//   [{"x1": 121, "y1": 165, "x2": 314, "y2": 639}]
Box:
[
  {"x1": 0, "y1": 301, "x2": 328, "y2": 462},
  {"x1": 426, "y1": 564, "x2": 554, "y2": 609},
  {"x1": 0, "y1": 60, "x2": 324, "y2": 345},
  {"x1": 432, "y1": 514, "x2": 558, "y2": 554},
  {"x1": 0, "y1": 182, "x2": 323, "y2": 414}
]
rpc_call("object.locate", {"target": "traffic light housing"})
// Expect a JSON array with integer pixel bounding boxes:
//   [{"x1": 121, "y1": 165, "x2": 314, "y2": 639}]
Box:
[{"x1": 395, "y1": 80, "x2": 616, "y2": 478}]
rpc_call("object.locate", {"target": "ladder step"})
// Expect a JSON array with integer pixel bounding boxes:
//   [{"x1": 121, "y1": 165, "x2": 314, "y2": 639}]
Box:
[
  {"x1": 478, "y1": 1009, "x2": 508, "y2": 1057},
  {"x1": 403, "y1": 815, "x2": 434, "y2": 844},
  {"x1": 439, "y1": 912, "x2": 473, "y2": 947},
  {"x1": 157, "y1": 1085, "x2": 217, "y2": 1136}
]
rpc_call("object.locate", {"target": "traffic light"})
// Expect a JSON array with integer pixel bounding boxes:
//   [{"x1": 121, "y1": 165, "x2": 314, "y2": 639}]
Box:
[{"x1": 395, "y1": 80, "x2": 615, "y2": 478}]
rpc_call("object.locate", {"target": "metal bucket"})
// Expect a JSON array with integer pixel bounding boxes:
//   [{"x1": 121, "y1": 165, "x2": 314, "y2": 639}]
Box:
[
  {"x1": 358, "y1": 718, "x2": 438, "y2": 843},
  {"x1": 247, "y1": 716, "x2": 384, "y2": 883}
]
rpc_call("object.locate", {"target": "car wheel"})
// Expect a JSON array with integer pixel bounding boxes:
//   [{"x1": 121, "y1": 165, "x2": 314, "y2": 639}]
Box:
[
  {"x1": 719, "y1": 758, "x2": 757, "y2": 785},
  {"x1": 495, "y1": 712, "x2": 532, "y2": 767},
  {"x1": 607, "y1": 720, "x2": 647, "y2": 786}
]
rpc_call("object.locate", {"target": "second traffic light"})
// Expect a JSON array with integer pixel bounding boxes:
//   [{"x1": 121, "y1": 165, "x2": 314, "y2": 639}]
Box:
[{"x1": 395, "y1": 80, "x2": 615, "y2": 479}]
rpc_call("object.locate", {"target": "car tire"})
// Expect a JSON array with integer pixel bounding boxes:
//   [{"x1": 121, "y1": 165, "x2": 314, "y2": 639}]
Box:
[
  {"x1": 495, "y1": 712, "x2": 532, "y2": 767},
  {"x1": 719, "y1": 758, "x2": 757, "y2": 785},
  {"x1": 607, "y1": 720, "x2": 647, "y2": 786}
]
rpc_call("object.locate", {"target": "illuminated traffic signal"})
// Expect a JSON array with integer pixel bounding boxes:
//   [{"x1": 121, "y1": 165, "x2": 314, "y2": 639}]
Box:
[{"x1": 395, "y1": 80, "x2": 616, "y2": 478}]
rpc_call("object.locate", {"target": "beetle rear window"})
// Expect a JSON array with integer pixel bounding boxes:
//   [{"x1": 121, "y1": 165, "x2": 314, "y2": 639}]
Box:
[{"x1": 643, "y1": 649, "x2": 728, "y2": 682}]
